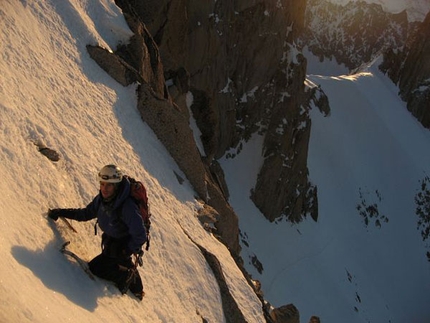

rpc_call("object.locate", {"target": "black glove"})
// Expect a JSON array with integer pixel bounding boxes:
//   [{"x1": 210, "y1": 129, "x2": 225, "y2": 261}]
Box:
[
  {"x1": 124, "y1": 248, "x2": 141, "y2": 256},
  {"x1": 135, "y1": 249, "x2": 144, "y2": 266},
  {"x1": 47, "y1": 208, "x2": 62, "y2": 221},
  {"x1": 125, "y1": 248, "x2": 144, "y2": 265}
]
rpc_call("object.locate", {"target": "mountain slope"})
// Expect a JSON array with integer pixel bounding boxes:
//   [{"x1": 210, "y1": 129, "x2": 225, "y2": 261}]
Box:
[
  {"x1": 220, "y1": 57, "x2": 430, "y2": 322},
  {"x1": 1, "y1": 1, "x2": 430, "y2": 322},
  {"x1": 0, "y1": 1, "x2": 264, "y2": 322}
]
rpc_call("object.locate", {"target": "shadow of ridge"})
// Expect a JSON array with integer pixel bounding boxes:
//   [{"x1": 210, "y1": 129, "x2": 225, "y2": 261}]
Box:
[{"x1": 11, "y1": 241, "x2": 103, "y2": 311}]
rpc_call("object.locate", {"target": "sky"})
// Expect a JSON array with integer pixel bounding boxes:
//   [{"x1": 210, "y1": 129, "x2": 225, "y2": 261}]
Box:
[{"x1": 1, "y1": 1, "x2": 429, "y2": 323}]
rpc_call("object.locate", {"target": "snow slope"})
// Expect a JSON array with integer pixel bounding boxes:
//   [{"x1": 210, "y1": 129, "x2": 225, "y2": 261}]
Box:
[{"x1": 0, "y1": 1, "x2": 264, "y2": 322}]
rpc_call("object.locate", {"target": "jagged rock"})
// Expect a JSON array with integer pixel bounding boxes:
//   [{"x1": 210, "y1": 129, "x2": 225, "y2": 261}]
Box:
[
  {"x1": 250, "y1": 254, "x2": 264, "y2": 274},
  {"x1": 406, "y1": 81, "x2": 430, "y2": 128},
  {"x1": 206, "y1": 182, "x2": 241, "y2": 253},
  {"x1": 251, "y1": 279, "x2": 263, "y2": 297},
  {"x1": 189, "y1": 88, "x2": 219, "y2": 162},
  {"x1": 251, "y1": 51, "x2": 320, "y2": 222},
  {"x1": 308, "y1": 316, "x2": 321, "y2": 323},
  {"x1": 197, "y1": 204, "x2": 219, "y2": 233},
  {"x1": 33, "y1": 140, "x2": 60, "y2": 162},
  {"x1": 311, "y1": 87, "x2": 330, "y2": 117},
  {"x1": 116, "y1": 31, "x2": 168, "y2": 98},
  {"x1": 209, "y1": 160, "x2": 229, "y2": 199},
  {"x1": 398, "y1": 11, "x2": 430, "y2": 128},
  {"x1": 380, "y1": 11, "x2": 430, "y2": 129},
  {"x1": 379, "y1": 48, "x2": 406, "y2": 85},
  {"x1": 164, "y1": 67, "x2": 190, "y2": 102},
  {"x1": 137, "y1": 83, "x2": 207, "y2": 195},
  {"x1": 270, "y1": 304, "x2": 300, "y2": 323},
  {"x1": 86, "y1": 45, "x2": 142, "y2": 86},
  {"x1": 302, "y1": 0, "x2": 410, "y2": 71}
]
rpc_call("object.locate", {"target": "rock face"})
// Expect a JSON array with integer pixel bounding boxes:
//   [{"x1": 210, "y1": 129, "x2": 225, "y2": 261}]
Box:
[
  {"x1": 86, "y1": 44, "x2": 143, "y2": 86},
  {"x1": 269, "y1": 304, "x2": 300, "y2": 323},
  {"x1": 302, "y1": 0, "x2": 411, "y2": 71},
  {"x1": 115, "y1": 0, "x2": 317, "y2": 225},
  {"x1": 380, "y1": 11, "x2": 430, "y2": 129},
  {"x1": 398, "y1": 12, "x2": 430, "y2": 127},
  {"x1": 303, "y1": 0, "x2": 429, "y2": 130}
]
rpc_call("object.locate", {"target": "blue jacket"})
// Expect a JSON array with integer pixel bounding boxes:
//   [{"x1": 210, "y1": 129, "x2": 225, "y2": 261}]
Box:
[{"x1": 64, "y1": 177, "x2": 147, "y2": 254}]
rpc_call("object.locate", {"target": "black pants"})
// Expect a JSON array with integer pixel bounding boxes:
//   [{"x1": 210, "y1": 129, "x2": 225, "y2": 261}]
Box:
[{"x1": 88, "y1": 234, "x2": 143, "y2": 294}]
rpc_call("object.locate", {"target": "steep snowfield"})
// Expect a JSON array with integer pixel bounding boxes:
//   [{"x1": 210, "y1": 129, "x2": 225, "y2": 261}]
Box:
[{"x1": 0, "y1": 1, "x2": 264, "y2": 322}]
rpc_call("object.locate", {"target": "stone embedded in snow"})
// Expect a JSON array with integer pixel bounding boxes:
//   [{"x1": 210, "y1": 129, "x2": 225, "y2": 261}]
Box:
[{"x1": 33, "y1": 140, "x2": 60, "y2": 162}]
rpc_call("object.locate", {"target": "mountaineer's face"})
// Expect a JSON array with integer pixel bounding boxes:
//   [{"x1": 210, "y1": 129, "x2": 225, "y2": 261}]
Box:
[{"x1": 100, "y1": 181, "x2": 116, "y2": 200}]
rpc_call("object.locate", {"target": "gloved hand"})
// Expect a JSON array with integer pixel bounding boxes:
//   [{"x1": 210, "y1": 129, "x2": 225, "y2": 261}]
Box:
[
  {"x1": 124, "y1": 248, "x2": 142, "y2": 256},
  {"x1": 135, "y1": 249, "x2": 144, "y2": 257},
  {"x1": 47, "y1": 208, "x2": 62, "y2": 221},
  {"x1": 134, "y1": 249, "x2": 144, "y2": 267}
]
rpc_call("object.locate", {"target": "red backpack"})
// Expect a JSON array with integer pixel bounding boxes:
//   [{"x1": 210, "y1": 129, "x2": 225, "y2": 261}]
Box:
[{"x1": 124, "y1": 175, "x2": 151, "y2": 250}]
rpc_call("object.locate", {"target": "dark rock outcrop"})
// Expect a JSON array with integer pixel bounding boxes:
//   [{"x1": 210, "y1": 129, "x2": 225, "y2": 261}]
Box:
[
  {"x1": 398, "y1": 11, "x2": 430, "y2": 127},
  {"x1": 33, "y1": 140, "x2": 60, "y2": 162},
  {"x1": 270, "y1": 304, "x2": 300, "y2": 323},
  {"x1": 197, "y1": 203, "x2": 219, "y2": 233},
  {"x1": 308, "y1": 316, "x2": 321, "y2": 323},
  {"x1": 380, "y1": 11, "x2": 430, "y2": 129},
  {"x1": 250, "y1": 53, "x2": 317, "y2": 222},
  {"x1": 86, "y1": 44, "x2": 142, "y2": 86},
  {"x1": 378, "y1": 48, "x2": 407, "y2": 85}
]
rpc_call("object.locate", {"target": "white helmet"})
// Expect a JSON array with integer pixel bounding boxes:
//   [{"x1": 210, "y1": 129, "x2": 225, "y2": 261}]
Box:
[{"x1": 98, "y1": 164, "x2": 123, "y2": 183}]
